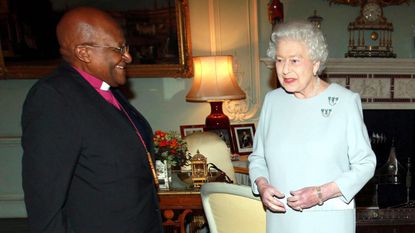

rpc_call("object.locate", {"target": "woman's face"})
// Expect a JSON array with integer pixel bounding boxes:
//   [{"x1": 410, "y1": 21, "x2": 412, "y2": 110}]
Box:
[{"x1": 275, "y1": 39, "x2": 320, "y2": 99}]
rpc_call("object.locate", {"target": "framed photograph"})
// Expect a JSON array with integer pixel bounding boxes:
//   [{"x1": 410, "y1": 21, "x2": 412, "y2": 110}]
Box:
[
  {"x1": 179, "y1": 124, "x2": 204, "y2": 138},
  {"x1": 230, "y1": 124, "x2": 256, "y2": 155},
  {"x1": 206, "y1": 128, "x2": 235, "y2": 154}
]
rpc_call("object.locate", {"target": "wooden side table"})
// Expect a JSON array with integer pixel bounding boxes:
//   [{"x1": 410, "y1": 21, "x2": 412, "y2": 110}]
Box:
[
  {"x1": 158, "y1": 190, "x2": 204, "y2": 233},
  {"x1": 156, "y1": 158, "x2": 251, "y2": 232}
]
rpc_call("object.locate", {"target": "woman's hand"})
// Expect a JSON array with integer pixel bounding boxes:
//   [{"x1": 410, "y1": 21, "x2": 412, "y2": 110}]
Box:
[
  {"x1": 256, "y1": 177, "x2": 286, "y2": 212},
  {"x1": 287, "y1": 182, "x2": 341, "y2": 211},
  {"x1": 287, "y1": 186, "x2": 323, "y2": 211}
]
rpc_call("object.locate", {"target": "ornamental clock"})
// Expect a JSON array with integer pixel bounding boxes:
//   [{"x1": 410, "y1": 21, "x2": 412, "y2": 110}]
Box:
[
  {"x1": 362, "y1": 2, "x2": 382, "y2": 22},
  {"x1": 345, "y1": 0, "x2": 396, "y2": 58}
]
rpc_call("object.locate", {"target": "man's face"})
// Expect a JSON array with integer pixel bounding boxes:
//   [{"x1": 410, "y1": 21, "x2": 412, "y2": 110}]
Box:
[{"x1": 85, "y1": 25, "x2": 132, "y2": 87}]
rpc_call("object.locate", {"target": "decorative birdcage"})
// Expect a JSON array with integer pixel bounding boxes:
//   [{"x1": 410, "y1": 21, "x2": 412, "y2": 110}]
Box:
[{"x1": 190, "y1": 150, "x2": 208, "y2": 188}]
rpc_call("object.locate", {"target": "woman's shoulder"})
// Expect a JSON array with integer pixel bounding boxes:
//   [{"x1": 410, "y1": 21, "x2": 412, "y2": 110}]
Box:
[
  {"x1": 265, "y1": 87, "x2": 287, "y2": 98},
  {"x1": 326, "y1": 82, "x2": 361, "y2": 108},
  {"x1": 261, "y1": 88, "x2": 288, "y2": 108}
]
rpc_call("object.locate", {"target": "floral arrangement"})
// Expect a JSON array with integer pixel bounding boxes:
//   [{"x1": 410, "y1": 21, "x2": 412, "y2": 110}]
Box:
[{"x1": 153, "y1": 130, "x2": 190, "y2": 167}]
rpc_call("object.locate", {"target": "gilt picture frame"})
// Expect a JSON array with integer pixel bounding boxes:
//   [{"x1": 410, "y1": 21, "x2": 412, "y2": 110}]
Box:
[{"x1": 0, "y1": 0, "x2": 192, "y2": 79}]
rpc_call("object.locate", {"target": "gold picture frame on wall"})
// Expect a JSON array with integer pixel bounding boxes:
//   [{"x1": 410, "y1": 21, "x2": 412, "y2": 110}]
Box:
[{"x1": 0, "y1": 0, "x2": 193, "y2": 79}]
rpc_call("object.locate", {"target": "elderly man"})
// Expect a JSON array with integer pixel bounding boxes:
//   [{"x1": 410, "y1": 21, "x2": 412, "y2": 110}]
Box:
[{"x1": 21, "y1": 7, "x2": 162, "y2": 233}]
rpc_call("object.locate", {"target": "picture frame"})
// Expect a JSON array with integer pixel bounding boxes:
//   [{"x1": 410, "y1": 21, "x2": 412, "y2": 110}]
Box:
[
  {"x1": 180, "y1": 124, "x2": 235, "y2": 153},
  {"x1": 206, "y1": 128, "x2": 235, "y2": 154},
  {"x1": 179, "y1": 124, "x2": 204, "y2": 138},
  {"x1": 230, "y1": 123, "x2": 256, "y2": 155},
  {"x1": 0, "y1": 0, "x2": 192, "y2": 79}
]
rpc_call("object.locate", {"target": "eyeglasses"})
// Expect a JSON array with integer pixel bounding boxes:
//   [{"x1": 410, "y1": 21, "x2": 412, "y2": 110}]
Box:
[{"x1": 79, "y1": 44, "x2": 129, "y2": 55}]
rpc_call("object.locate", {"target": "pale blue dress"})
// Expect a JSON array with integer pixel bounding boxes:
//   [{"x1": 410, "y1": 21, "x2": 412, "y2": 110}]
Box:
[{"x1": 249, "y1": 83, "x2": 376, "y2": 233}]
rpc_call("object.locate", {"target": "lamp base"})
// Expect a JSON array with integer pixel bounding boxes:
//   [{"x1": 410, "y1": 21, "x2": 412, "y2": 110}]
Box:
[
  {"x1": 204, "y1": 101, "x2": 234, "y2": 153},
  {"x1": 204, "y1": 101, "x2": 230, "y2": 130}
]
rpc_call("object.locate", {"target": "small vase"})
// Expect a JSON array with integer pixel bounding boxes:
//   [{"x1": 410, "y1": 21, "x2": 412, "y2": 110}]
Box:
[
  {"x1": 166, "y1": 160, "x2": 172, "y2": 189},
  {"x1": 155, "y1": 160, "x2": 172, "y2": 190}
]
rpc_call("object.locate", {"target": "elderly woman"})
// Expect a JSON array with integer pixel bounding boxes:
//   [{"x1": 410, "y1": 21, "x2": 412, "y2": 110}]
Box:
[{"x1": 249, "y1": 21, "x2": 376, "y2": 233}]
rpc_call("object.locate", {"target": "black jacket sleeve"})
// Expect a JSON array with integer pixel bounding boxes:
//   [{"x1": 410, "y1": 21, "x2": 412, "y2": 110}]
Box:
[{"x1": 21, "y1": 81, "x2": 81, "y2": 233}]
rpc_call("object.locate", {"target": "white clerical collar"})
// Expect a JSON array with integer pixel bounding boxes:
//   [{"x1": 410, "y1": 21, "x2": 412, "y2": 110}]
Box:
[{"x1": 100, "y1": 82, "x2": 111, "y2": 91}]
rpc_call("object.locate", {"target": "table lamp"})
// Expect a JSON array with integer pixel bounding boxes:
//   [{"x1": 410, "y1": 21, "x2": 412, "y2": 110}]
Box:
[{"x1": 186, "y1": 55, "x2": 246, "y2": 130}]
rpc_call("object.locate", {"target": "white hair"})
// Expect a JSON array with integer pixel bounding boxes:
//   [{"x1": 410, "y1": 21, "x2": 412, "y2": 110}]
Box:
[{"x1": 267, "y1": 21, "x2": 328, "y2": 74}]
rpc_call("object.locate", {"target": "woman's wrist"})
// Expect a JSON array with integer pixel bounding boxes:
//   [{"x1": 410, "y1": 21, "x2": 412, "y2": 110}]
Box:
[
  {"x1": 255, "y1": 177, "x2": 268, "y2": 186},
  {"x1": 316, "y1": 182, "x2": 342, "y2": 205},
  {"x1": 255, "y1": 177, "x2": 269, "y2": 193},
  {"x1": 315, "y1": 186, "x2": 324, "y2": 205}
]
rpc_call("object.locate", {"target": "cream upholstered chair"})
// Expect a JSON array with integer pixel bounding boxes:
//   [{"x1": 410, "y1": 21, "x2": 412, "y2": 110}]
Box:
[
  {"x1": 200, "y1": 182, "x2": 266, "y2": 233},
  {"x1": 184, "y1": 131, "x2": 236, "y2": 182}
]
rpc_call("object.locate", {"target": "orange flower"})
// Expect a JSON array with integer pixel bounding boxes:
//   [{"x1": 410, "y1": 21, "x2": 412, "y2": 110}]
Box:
[
  {"x1": 159, "y1": 140, "x2": 168, "y2": 147},
  {"x1": 153, "y1": 130, "x2": 190, "y2": 167},
  {"x1": 169, "y1": 138, "x2": 178, "y2": 147}
]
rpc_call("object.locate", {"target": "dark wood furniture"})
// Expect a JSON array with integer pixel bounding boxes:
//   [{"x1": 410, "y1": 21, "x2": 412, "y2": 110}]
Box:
[
  {"x1": 357, "y1": 208, "x2": 415, "y2": 233},
  {"x1": 158, "y1": 190, "x2": 204, "y2": 233}
]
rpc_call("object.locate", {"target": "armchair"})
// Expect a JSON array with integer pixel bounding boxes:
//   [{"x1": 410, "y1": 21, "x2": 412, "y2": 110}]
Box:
[
  {"x1": 184, "y1": 131, "x2": 236, "y2": 182},
  {"x1": 200, "y1": 182, "x2": 266, "y2": 233}
]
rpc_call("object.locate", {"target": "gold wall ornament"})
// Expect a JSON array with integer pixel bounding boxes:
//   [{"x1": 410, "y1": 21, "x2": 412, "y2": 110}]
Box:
[
  {"x1": 307, "y1": 10, "x2": 324, "y2": 29},
  {"x1": 370, "y1": 31, "x2": 379, "y2": 40},
  {"x1": 344, "y1": 0, "x2": 397, "y2": 57}
]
